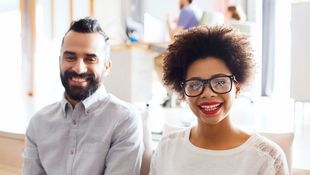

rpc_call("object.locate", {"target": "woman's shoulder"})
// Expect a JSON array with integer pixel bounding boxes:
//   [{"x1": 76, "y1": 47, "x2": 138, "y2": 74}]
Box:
[
  {"x1": 251, "y1": 133, "x2": 286, "y2": 157},
  {"x1": 249, "y1": 133, "x2": 289, "y2": 172}
]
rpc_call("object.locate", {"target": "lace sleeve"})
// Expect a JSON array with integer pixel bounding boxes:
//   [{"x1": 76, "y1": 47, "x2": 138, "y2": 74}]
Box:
[
  {"x1": 273, "y1": 150, "x2": 289, "y2": 175},
  {"x1": 255, "y1": 138, "x2": 290, "y2": 175}
]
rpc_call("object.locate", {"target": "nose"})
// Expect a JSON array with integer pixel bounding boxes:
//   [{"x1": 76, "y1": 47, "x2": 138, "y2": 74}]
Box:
[
  {"x1": 72, "y1": 59, "x2": 87, "y2": 74},
  {"x1": 200, "y1": 84, "x2": 216, "y2": 98}
]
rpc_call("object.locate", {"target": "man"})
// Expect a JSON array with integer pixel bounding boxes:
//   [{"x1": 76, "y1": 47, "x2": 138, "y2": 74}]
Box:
[
  {"x1": 23, "y1": 17, "x2": 144, "y2": 175},
  {"x1": 166, "y1": 0, "x2": 202, "y2": 40}
]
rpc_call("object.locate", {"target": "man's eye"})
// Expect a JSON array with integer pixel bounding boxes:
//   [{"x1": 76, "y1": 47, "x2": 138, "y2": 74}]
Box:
[
  {"x1": 64, "y1": 56, "x2": 75, "y2": 61},
  {"x1": 85, "y1": 57, "x2": 98, "y2": 63}
]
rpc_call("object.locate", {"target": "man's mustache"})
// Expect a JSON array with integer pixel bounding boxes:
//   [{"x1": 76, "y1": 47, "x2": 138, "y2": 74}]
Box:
[{"x1": 64, "y1": 70, "x2": 95, "y2": 80}]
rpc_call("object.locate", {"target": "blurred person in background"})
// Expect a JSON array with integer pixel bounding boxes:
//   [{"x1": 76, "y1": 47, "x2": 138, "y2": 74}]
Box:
[
  {"x1": 224, "y1": 5, "x2": 246, "y2": 23},
  {"x1": 166, "y1": 0, "x2": 202, "y2": 40}
]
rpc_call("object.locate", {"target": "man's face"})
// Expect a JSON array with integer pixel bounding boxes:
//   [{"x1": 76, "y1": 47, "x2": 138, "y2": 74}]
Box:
[
  {"x1": 60, "y1": 31, "x2": 110, "y2": 102},
  {"x1": 179, "y1": 0, "x2": 187, "y2": 9}
]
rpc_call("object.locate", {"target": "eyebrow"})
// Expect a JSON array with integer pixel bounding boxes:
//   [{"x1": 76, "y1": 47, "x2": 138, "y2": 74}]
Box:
[
  {"x1": 63, "y1": 51, "x2": 98, "y2": 58},
  {"x1": 63, "y1": 51, "x2": 76, "y2": 56},
  {"x1": 187, "y1": 74, "x2": 231, "y2": 80},
  {"x1": 85, "y1": 53, "x2": 98, "y2": 58},
  {"x1": 210, "y1": 73, "x2": 231, "y2": 78}
]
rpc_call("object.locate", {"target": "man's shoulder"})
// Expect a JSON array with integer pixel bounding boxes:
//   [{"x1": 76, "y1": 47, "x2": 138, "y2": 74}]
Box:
[
  {"x1": 100, "y1": 94, "x2": 142, "y2": 132},
  {"x1": 31, "y1": 101, "x2": 62, "y2": 120},
  {"x1": 103, "y1": 94, "x2": 139, "y2": 119},
  {"x1": 182, "y1": 5, "x2": 197, "y2": 13},
  {"x1": 105, "y1": 94, "x2": 135, "y2": 111}
]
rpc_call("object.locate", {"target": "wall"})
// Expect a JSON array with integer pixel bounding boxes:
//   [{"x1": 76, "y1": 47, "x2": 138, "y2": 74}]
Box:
[
  {"x1": 104, "y1": 45, "x2": 155, "y2": 103},
  {"x1": 73, "y1": 0, "x2": 89, "y2": 19},
  {"x1": 0, "y1": 0, "x2": 18, "y2": 12},
  {"x1": 290, "y1": 2, "x2": 310, "y2": 102},
  {"x1": 94, "y1": 0, "x2": 126, "y2": 45}
]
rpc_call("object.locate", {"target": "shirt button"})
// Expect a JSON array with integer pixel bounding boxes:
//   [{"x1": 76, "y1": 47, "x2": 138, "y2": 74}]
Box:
[
  {"x1": 73, "y1": 120, "x2": 77, "y2": 125},
  {"x1": 70, "y1": 149, "x2": 75, "y2": 155}
]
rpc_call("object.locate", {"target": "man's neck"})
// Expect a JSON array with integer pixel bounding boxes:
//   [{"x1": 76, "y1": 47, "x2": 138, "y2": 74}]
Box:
[{"x1": 65, "y1": 95, "x2": 80, "y2": 109}]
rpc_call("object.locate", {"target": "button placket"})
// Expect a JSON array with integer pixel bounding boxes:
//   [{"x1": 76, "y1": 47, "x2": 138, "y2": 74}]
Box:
[
  {"x1": 67, "y1": 105, "x2": 81, "y2": 172},
  {"x1": 72, "y1": 119, "x2": 77, "y2": 126}
]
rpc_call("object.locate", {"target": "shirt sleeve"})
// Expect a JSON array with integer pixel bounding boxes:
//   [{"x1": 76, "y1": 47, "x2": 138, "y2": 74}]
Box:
[
  {"x1": 257, "y1": 138, "x2": 290, "y2": 175},
  {"x1": 259, "y1": 153, "x2": 289, "y2": 175},
  {"x1": 22, "y1": 119, "x2": 47, "y2": 175},
  {"x1": 273, "y1": 150, "x2": 290, "y2": 175},
  {"x1": 177, "y1": 9, "x2": 195, "y2": 29},
  {"x1": 104, "y1": 109, "x2": 144, "y2": 175}
]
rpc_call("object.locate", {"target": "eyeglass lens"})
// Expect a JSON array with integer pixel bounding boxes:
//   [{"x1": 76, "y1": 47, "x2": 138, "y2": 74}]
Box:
[{"x1": 183, "y1": 76, "x2": 233, "y2": 97}]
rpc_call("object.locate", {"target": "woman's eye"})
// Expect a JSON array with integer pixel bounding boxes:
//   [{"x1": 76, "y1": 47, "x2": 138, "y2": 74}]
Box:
[
  {"x1": 217, "y1": 81, "x2": 225, "y2": 85},
  {"x1": 214, "y1": 79, "x2": 227, "y2": 87},
  {"x1": 189, "y1": 82, "x2": 202, "y2": 90}
]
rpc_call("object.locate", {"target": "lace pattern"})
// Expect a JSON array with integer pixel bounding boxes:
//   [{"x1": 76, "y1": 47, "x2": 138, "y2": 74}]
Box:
[
  {"x1": 161, "y1": 129, "x2": 187, "y2": 142},
  {"x1": 254, "y1": 136, "x2": 289, "y2": 175}
]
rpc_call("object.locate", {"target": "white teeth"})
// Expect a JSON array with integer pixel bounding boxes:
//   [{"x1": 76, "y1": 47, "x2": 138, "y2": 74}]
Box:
[
  {"x1": 72, "y1": 77, "x2": 86, "y2": 82},
  {"x1": 200, "y1": 104, "x2": 220, "y2": 111}
]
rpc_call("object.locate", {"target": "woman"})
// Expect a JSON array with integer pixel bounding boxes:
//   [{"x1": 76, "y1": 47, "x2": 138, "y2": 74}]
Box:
[
  {"x1": 149, "y1": 26, "x2": 289, "y2": 175},
  {"x1": 224, "y1": 5, "x2": 246, "y2": 23}
]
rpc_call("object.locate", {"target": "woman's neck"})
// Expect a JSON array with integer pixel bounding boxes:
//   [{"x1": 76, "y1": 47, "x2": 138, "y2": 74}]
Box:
[{"x1": 189, "y1": 118, "x2": 250, "y2": 150}]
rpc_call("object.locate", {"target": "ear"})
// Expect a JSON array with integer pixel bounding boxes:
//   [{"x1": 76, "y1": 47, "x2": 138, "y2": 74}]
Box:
[
  {"x1": 103, "y1": 59, "x2": 112, "y2": 76},
  {"x1": 235, "y1": 83, "x2": 241, "y2": 98}
]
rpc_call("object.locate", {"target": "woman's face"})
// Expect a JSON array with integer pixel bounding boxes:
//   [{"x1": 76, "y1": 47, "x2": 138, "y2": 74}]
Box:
[{"x1": 184, "y1": 57, "x2": 240, "y2": 126}]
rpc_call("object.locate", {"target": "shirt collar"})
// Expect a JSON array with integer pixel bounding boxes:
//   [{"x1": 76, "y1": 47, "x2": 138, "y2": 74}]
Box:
[
  {"x1": 61, "y1": 85, "x2": 108, "y2": 115},
  {"x1": 82, "y1": 85, "x2": 108, "y2": 109}
]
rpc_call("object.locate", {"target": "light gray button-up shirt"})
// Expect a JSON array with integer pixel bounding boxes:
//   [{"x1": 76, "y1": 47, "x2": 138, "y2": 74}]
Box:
[{"x1": 23, "y1": 86, "x2": 144, "y2": 175}]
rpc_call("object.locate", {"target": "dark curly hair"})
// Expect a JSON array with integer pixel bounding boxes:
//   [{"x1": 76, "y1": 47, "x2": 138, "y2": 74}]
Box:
[{"x1": 163, "y1": 25, "x2": 255, "y2": 97}]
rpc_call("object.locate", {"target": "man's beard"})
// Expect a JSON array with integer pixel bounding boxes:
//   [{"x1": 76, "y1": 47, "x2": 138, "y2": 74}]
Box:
[{"x1": 60, "y1": 70, "x2": 100, "y2": 101}]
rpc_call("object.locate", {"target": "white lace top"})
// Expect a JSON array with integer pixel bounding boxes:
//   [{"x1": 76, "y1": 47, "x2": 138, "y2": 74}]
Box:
[{"x1": 149, "y1": 128, "x2": 289, "y2": 175}]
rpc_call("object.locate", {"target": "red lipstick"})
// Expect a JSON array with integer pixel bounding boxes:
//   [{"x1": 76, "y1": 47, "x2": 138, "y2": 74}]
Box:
[{"x1": 199, "y1": 102, "x2": 222, "y2": 116}]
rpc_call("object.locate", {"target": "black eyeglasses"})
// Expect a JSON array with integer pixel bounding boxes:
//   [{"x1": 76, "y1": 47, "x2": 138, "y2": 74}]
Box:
[{"x1": 180, "y1": 75, "x2": 237, "y2": 97}]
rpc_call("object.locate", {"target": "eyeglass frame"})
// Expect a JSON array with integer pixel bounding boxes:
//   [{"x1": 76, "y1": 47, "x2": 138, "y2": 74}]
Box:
[{"x1": 180, "y1": 75, "x2": 237, "y2": 97}]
